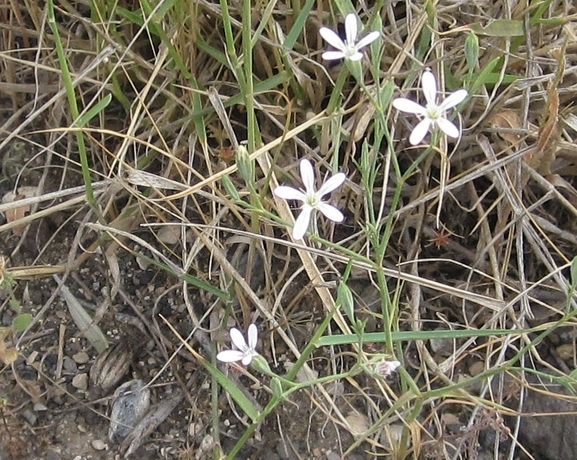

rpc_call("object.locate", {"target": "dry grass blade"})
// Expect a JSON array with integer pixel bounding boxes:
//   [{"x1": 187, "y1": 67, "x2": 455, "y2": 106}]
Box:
[{"x1": 53, "y1": 276, "x2": 108, "y2": 353}]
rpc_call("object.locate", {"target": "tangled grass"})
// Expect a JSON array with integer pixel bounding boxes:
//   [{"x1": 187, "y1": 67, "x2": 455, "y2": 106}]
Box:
[{"x1": 1, "y1": 0, "x2": 577, "y2": 458}]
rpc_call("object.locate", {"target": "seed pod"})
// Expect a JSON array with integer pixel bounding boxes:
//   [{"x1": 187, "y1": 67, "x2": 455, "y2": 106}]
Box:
[
  {"x1": 108, "y1": 379, "x2": 150, "y2": 443},
  {"x1": 90, "y1": 341, "x2": 132, "y2": 392}
]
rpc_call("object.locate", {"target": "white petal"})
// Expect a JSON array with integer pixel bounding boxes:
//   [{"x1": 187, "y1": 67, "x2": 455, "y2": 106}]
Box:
[
  {"x1": 347, "y1": 52, "x2": 364, "y2": 61},
  {"x1": 344, "y1": 14, "x2": 358, "y2": 45},
  {"x1": 436, "y1": 117, "x2": 460, "y2": 138},
  {"x1": 439, "y1": 89, "x2": 468, "y2": 111},
  {"x1": 319, "y1": 27, "x2": 345, "y2": 51},
  {"x1": 317, "y1": 172, "x2": 346, "y2": 197},
  {"x1": 392, "y1": 98, "x2": 427, "y2": 115},
  {"x1": 421, "y1": 71, "x2": 437, "y2": 107},
  {"x1": 300, "y1": 159, "x2": 316, "y2": 195},
  {"x1": 217, "y1": 350, "x2": 244, "y2": 363},
  {"x1": 322, "y1": 51, "x2": 346, "y2": 60},
  {"x1": 247, "y1": 324, "x2": 258, "y2": 349},
  {"x1": 379, "y1": 360, "x2": 401, "y2": 376},
  {"x1": 317, "y1": 202, "x2": 344, "y2": 222},
  {"x1": 356, "y1": 31, "x2": 380, "y2": 49},
  {"x1": 293, "y1": 206, "x2": 313, "y2": 240},
  {"x1": 409, "y1": 119, "x2": 432, "y2": 145},
  {"x1": 274, "y1": 186, "x2": 306, "y2": 202},
  {"x1": 229, "y1": 327, "x2": 248, "y2": 351},
  {"x1": 241, "y1": 354, "x2": 253, "y2": 366}
]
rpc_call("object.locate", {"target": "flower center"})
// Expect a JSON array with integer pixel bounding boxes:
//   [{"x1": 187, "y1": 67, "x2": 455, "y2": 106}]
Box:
[
  {"x1": 306, "y1": 193, "x2": 320, "y2": 207},
  {"x1": 426, "y1": 104, "x2": 442, "y2": 120},
  {"x1": 344, "y1": 44, "x2": 357, "y2": 57}
]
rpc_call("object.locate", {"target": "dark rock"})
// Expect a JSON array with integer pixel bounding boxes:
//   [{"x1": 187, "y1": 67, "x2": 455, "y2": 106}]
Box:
[{"x1": 507, "y1": 374, "x2": 577, "y2": 459}]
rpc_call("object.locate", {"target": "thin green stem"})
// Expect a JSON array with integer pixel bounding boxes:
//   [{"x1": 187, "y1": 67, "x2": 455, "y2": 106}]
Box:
[{"x1": 47, "y1": 0, "x2": 95, "y2": 208}]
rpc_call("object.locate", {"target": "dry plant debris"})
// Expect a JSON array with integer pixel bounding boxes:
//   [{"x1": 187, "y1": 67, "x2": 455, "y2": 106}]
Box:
[{"x1": 0, "y1": 1, "x2": 577, "y2": 459}]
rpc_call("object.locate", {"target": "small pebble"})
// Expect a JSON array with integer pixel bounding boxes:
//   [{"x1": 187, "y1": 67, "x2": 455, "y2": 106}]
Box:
[
  {"x1": 63, "y1": 356, "x2": 78, "y2": 373},
  {"x1": 26, "y1": 351, "x2": 39, "y2": 365},
  {"x1": 33, "y1": 402, "x2": 47, "y2": 411},
  {"x1": 72, "y1": 373, "x2": 88, "y2": 391},
  {"x1": 92, "y1": 440, "x2": 107, "y2": 451},
  {"x1": 21, "y1": 409, "x2": 37, "y2": 425},
  {"x1": 469, "y1": 361, "x2": 485, "y2": 376},
  {"x1": 157, "y1": 225, "x2": 180, "y2": 244},
  {"x1": 556, "y1": 344, "x2": 574, "y2": 361},
  {"x1": 429, "y1": 330, "x2": 452, "y2": 354},
  {"x1": 345, "y1": 412, "x2": 369, "y2": 438},
  {"x1": 380, "y1": 424, "x2": 406, "y2": 449},
  {"x1": 73, "y1": 351, "x2": 90, "y2": 364},
  {"x1": 108, "y1": 379, "x2": 150, "y2": 442}
]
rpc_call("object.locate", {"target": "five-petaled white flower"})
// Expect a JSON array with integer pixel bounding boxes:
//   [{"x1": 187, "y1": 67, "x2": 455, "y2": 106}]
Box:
[
  {"x1": 217, "y1": 324, "x2": 258, "y2": 366},
  {"x1": 319, "y1": 13, "x2": 380, "y2": 62},
  {"x1": 392, "y1": 70, "x2": 468, "y2": 145},
  {"x1": 274, "y1": 159, "x2": 346, "y2": 240}
]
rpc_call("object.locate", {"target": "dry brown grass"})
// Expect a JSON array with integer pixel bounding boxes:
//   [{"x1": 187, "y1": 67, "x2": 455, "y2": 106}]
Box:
[{"x1": 1, "y1": 1, "x2": 577, "y2": 459}]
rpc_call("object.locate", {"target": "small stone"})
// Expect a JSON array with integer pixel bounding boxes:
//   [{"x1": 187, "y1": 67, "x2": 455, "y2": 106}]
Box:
[
  {"x1": 26, "y1": 351, "x2": 39, "y2": 365},
  {"x1": 157, "y1": 225, "x2": 181, "y2": 244},
  {"x1": 429, "y1": 329, "x2": 452, "y2": 354},
  {"x1": 63, "y1": 356, "x2": 78, "y2": 373},
  {"x1": 556, "y1": 344, "x2": 574, "y2": 361},
  {"x1": 21, "y1": 409, "x2": 37, "y2": 425},
  {"x1": 345, "y1": 411, "x2": 369, "y2": 438},
  {"x1": 380, "y1": 424, "x2": 406, "y2": 449},
  {"x1": 108, "y1": 379, "x2": 150, "y2": 442},
  {"x1": 33, "y1": 402, "x2": 47, "y2": 411},
  {"x1": 92, "y1": 439, "x2": 107, "y2": 451},
  {"x1": 72, "y1": 352, "x2": 89, "y2": 364},
  {"x1": 72, "y1": 373, "x2": 88, "y2": 391},
  {"x1": 188, "y1": 422, "x2": 199, "y2": 436},
  {"x1": 469, "y1": 361, "x2": 485, "y2": 377}
]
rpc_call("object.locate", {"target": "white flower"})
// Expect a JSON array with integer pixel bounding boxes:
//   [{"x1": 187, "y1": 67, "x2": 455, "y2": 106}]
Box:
[
  {"x1": 319, "y1": 13, "x2": 380, "y2": 62},
  {"x1": 217, "y1": 324, "x2": 258, "y2": 366},
  {"x1": 274, "y1": 159, "x2": 346, "y2": 240},
  {"x1": 392, "y1": 70, "x2": 468, "y2": 145},
  {"x1": 378, "y1": 360, "x2": 401, "y2": 377}
]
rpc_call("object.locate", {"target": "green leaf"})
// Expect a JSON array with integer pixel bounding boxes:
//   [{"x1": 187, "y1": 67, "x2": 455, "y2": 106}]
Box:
[
  {"x1": 337, "y1": 282, "x2": 355, "y2": 323},
  {"x1": 77, "y1": 94, "x2": 112, "y2": 127},
  {"x1": 221, "y1": 175, "x2": 241, "y2": 201},
  {"x1": 571, "y1": 256, "x2": 577, "y2": 291},
  {"x1": 12, "y1": 313, "x2": 32, "y2": 332},
  {"x1": 203, "y1": 359, "x2": 259, "y2": 422},
  {"x1": 134, "y1": 253, "x2": 228, "y2": 300},
  {"x1": 465, "y1": 33, "x2": 479, "y2": 72},
  {"x1": 58, "y1": 281, "x2": 108, "y2": 353},
  {"x1": 469, "y1": 19, "x2": 524, "y2": 37},
  {"x1": 283, "y1": 0, "x2": 316, "y2": 50},
  {"x1": 270, "y1": 377, "x2": 283, "y2": 399},
  {"x1": 469, "y1": 57, "x2": 501, "y2": 94},
  {"x1": 317, "y1": 327, "x2": 535, "y2": 347},
  {"x1": 9, "y1": 297, "x2": 21, "y2": 313}
]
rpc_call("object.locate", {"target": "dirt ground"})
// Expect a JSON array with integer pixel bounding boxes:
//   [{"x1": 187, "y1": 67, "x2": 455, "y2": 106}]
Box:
[{"x1": 0, "y1": 213, "x2": 371, "y2": 459}]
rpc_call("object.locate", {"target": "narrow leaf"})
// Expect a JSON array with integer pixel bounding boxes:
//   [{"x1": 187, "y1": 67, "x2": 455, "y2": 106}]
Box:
[
  {"x1": 469, "y1": 19, "x2": 524, "y2": 37},
  {"x1": 12, "y1": 313, "x2": 32, "y2": 332},
  {"x1": 57, "y1": 279, "x2": 108, "y2": 352},
  {"x1": 78, "y1": 94, "x2": 112, "y2": 127}
]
